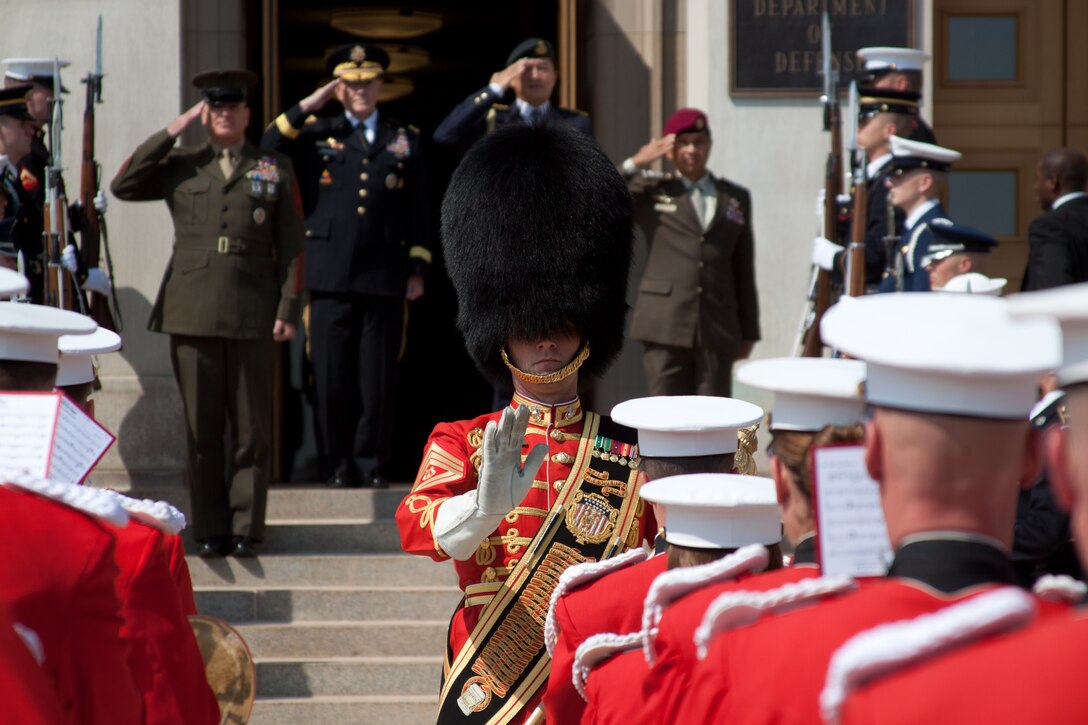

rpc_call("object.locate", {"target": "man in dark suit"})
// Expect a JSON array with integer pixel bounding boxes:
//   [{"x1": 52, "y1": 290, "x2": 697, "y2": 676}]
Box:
[
  {"x1": 112, "y1": 69, "x2": 304, "y2": 558},
  {"x1": 621, "y1": 108, "x2": 759, "y2": 396},
  {"x1": 433, "y1": 38, "x2": 590, "y2": 150},
  {"x1": 1022, "y1": 147, "x2": 1088, "y2": 290},
  {"x1": 263, "y1": 44, "x2": 429, "y2": 489}
]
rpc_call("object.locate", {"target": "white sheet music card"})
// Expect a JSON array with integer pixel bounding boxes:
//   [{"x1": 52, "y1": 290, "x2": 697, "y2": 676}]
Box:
[
  {"x1": 0, "y1": 392, "x2": 114, "y2": 484},
  {"x1": 811, "y1": 444, "x2": 892, "y2": 579}
]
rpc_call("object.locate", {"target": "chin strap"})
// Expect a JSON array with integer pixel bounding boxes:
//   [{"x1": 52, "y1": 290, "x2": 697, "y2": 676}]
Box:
[{"x1": 500, "y1": 342, "x2": 590, "y2": 385}]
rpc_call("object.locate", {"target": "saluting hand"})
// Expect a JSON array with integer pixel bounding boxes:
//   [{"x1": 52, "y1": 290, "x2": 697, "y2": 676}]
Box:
[
  {"x1": 632, "y1": 134, "x2": 676, "y2": 168},
  {"x1": 167, "y1": 101, "x2": 205, "y2": 138},
  {"x1": 490, "y1": 58, "x2": 527, "y2": 92},
  {"x1": 299, "y1": 79, "x2": 342, "y2": 115}
]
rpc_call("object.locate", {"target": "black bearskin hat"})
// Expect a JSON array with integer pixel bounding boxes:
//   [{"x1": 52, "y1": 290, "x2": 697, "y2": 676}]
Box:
[{"x1": 442, "y1": 122, "x2": 634, "y2": 383}]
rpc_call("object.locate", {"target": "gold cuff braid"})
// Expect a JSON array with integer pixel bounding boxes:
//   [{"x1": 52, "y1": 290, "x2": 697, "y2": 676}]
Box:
[{"x1": 499, "y1": 343, "x2": 590, "y2": 385}]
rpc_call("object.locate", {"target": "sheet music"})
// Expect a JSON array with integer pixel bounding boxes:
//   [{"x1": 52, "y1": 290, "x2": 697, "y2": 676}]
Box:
[
  {"x1": 0, "y1": 393, "x2": 57, "y2": 477},
  {"x1": 813, "y1": 445, "x2": 892, "y2": 578},
  {"x1": 49, "y1": 395, "x2": 115, "y2": 484}
]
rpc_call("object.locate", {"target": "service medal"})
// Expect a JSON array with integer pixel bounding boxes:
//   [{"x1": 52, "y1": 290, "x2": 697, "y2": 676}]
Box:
[
  {"x1": 253, "y1": 208, "x2": 267, "y2": 224},
  {"x1": 386, "y1": 173, "x2": 397, "y2": 190}
]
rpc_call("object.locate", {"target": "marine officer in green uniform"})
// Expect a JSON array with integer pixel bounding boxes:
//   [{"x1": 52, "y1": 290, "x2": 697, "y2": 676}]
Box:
[{"x1": 111, "y1": 69, "x2": 304, "y2": 558}]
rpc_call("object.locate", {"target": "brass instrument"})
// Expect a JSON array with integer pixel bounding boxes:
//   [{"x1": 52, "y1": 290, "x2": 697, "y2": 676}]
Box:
[{"x1": 189, "y1": 615, "x2": 257, "y2": 725}]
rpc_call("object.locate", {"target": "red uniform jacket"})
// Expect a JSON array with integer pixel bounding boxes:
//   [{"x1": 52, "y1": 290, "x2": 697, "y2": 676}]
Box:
[
  {"x1": 111, "y1": 520, "x2": 220, "y2": 725},
  {"x1": 0, "y1": 485, "x2": 142, "y2": 725},
  {"x1": 545, "y1": 553, "x2": 668, "y2": 724},
  {"x1": 164, "y1": 532, "x2": 198, "y2": 616},
  {"x1": 840, "y1": 606, "x2": 1088, "y2": 724},
  {"x1": 0, "y1": 604, "x2": 66, "y2": 725},
  {"x1": 582, "y1": 646, "x2": 649, "y2": 725}
]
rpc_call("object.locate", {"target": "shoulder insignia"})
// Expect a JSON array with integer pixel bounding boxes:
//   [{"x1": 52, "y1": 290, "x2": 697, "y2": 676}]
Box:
[
  {"x1": 103, "y1": 489, "x2": 187, "y2": 534},
  {"x1": 820, "y1": 587, "x2": 1034, "y2": 725},
  {"x1": 411, "y1": 441, "x2": 468, "y2": 493},
  {"x1": 641, "y1": 544, "x2": 769, "y2": 665},
  {"x1": 1, "y1": 472, "x2": 128, "y2": 526},
  {"x1": 493, "y1": 103, "x2": 510, "y2": 111},
  {"x1": 304, "y1": 115, "x2": 319, "y2": 125},
  {"x1": 572, "y1": 631, "x2": 644, "y2": 700},
  {"x1": 544, "y1": 547, "x2": 650, "y2": 655},
  {"x1": 18, "y1": 167, "x2": 38, "y2": 192}
]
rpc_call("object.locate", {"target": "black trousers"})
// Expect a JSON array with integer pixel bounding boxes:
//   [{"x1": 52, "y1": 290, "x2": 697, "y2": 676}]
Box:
[{"x1": 309, "y1": 291, "x2": 403, "y2": 478}]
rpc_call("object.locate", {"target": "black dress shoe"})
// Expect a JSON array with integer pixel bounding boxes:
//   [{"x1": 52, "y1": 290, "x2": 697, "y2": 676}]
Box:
[
  {"x1": 326, "y1": 463, "x2": 362, "y2": 489},
  {"x1": 228, "y1": 536, "x2": 257, "y2": 558},
  {"x1": 196, "y1": 538, "x2": 228, "y2": 558},
  {"x1": 364, "y1": 474, "x2": 389, "y2": 490}
]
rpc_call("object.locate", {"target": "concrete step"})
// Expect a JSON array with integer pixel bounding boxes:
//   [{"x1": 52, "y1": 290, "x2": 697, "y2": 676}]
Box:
[
  {"x1": 255, "y1": 656, "x2": 442, "y2": 698},
  {"x1": 195, "y1": 586, "x2": 463, "y2": 623},
  {"x1": 250, "y1": 695, "x2": 437, "y2": 725},
  {"x1": 188, "y1": 553, "x2": 458, "y2": 588},
  {"x1": 237, "y1": 621, "x2": 448, "y2": 658},
  {"x1": 182, "y1": 519, "x2": 405, "y2": 554}
]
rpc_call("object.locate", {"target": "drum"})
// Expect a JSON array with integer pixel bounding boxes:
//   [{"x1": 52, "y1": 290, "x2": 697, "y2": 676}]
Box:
[{"x1": 189, "y1": 614, "x2": 256, "y2": 724}]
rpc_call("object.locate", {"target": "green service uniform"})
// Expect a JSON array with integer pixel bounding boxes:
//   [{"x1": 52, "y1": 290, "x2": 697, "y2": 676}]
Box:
[{"x1": 111, "y1": 128, "x2": 303, "y2": 542}]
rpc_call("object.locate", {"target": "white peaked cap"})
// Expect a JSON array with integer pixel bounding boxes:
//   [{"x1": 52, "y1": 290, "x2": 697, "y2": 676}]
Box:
[
  {"x1": 0, "y1": 304, "x2": 95, "y2": 364},
  {"x1": 936, "y1": 273, "x2": 1007, "y2": 296},
  {"x1": 640, "y1": 474, "x2": 780, "y2": 549},
  {"x1": 3, "y1": 58, "x2": 70, "y2": 81},
  {"x1": 56, "y1": 327, "x2": 121, "y2": 386},
  {"x1": 857, "y1": 47, "x2": 930, "y2": 72},
  {"x1": 1007, "y1": 282, "x2": 1088, "y2": 387},
  {"x1": 736, "y1": 357, "x2": 867, "y2": 432},
  {"x1": 889, "y1": 135, "x2": 962, "y2": 169},
  {"x1": 611, "y1": 395, "x2": 763, "y2": 456},
  {"x1": 0, "y1": 268, "x2": 29, "y2": 297},
  {"x1": 820, "y1": 294, "x2": 1060, "y2": 419}
]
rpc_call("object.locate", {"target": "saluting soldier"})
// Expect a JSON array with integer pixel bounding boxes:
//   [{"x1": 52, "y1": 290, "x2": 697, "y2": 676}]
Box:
[
  {"x1": 263, "y1": 44, "x2": 429, "y2": 489},
  {"x1": 433, "y1": 37, "x2": 591, "y2": 150},
  {"x1": 111, "y1": 69, "x2": 304, "y2": 558}
]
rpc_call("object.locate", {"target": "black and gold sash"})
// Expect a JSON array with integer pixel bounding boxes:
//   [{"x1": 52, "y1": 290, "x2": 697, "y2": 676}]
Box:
[{"x1": 437, "y1": 412, "x2": 643, "y2": 724}]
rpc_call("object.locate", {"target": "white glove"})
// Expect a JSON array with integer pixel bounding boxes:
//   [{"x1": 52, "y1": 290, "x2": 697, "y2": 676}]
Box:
[
  {"x1": 433, "y1": 406, "x2": 549, "y2": 560},
  {"x1": 81, "y1": 267, "x2": 111, "y2": 295},
  {"x1": 812, "y1": 236, "x2": 844, "y2": 272},
  {"x1": 815, "y1": 188, "x2": 826, "y2": 220},
  {"x1": 93, "y1": 190, "x2": 108, "y2": 213},
  {"x1": 61, "y1": 244, "x2": 79, "y2": 273}
]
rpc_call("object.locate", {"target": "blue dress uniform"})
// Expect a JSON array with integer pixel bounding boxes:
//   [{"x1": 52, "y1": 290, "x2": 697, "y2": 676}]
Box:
[{"x1": 262, "y1": 44, "x2": 429, "y2": 487}]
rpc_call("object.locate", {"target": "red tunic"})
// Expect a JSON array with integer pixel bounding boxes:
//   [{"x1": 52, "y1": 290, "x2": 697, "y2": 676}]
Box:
[
  {"x1": 396, "y1": 394, "x2": 656, "y2": 722},
  {"x1": 0, "y1": 604, "x2": 66, "y2": 725},
  {"x1": 582, "y1": 646, "x2": 650, "y2": 725},
  {"x1": 544, "y1": 553, "x2": 668, "y2": 724},
  {"x1": 839, "y1": 607, "x2": 1088, "y2": 724},
  {"x1": 111, "y1": 520, "x2": 221, "y2": 725},
  {"x1": 0, "y1": 485, "x2": 142, "y2": 725},
  {"x1": 164, "y1": 532, "x2": 198, "y2": 616}
]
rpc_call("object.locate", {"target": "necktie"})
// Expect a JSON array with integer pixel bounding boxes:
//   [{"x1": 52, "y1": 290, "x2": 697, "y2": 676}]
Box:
[
  {"x1": 527, "y1": 106, "x2": 545, "y2": 127},
  {"x1": 219, "y1": 148, "x2": 235, "y2": 179},
  {"x1": 358, "y1": 123, "x2": 370, "y2": 152},
  {"x1": 692, "y1": 184, "x2": 707, "y2": 230}
]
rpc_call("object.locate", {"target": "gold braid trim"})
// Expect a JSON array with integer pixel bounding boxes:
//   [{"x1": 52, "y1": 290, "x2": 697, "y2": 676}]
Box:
[{"x1": 500, "y1": 343, "x2": 590, "y2": 385}]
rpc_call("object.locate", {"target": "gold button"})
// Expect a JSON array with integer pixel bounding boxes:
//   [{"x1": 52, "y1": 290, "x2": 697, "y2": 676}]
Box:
[
  {"x1": 697, "y1": 286, "x2": 703, "y2": 293},
  {"x1": 698, "y1": 261, "x2": 704, "y2": 268},
  {"x1": 360, "y1": 173, "x2": 368, "y2": 181},
  {"x1": 358, "y1": 188, "x2": 367, "y2": 198},
  {"x1": 305, "y1": 229, "x2": 312, "y2": 238},
  {"x1": 474, "y1": 97, "x2": 482, "y2": 105},
  {"x1": 362, "y1": 159, "x2": 369, "y2": 166},
  {"x1": 551, "y1": 452, "x2": 574, "y2": 465},
  {"x1": 357, "y1": 206, "x2": 366, "y2": 216}
]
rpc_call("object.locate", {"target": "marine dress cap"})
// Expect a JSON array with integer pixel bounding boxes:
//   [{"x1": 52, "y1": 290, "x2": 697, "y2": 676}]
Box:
[
  {"x1": 664, "y1": 107, "x2": 709, "y2": 137},
  {"x1": 889, "y1": 135, "x2": 962, "y2": 173},
  {"x1": 937, "y1": 273, "x2": 1007, "y2": 296},
  {"x1": 1007, "y1": 282, "x2": 1088, "y2": 387},
  {"x1": 736, "y1": 357, "x2": 867, "y2": 432},
  {"x1": 640, "y1": 473, "x2": 780, "y2": 549},
  {"x1": 506, "y1": 38, "x2": 556, "y2": 67},
  {"x1": 820, "y1": 294, "x2": 1060, "y2": 419},
  {"x1": 921, "y1": 223, "x2": 998, "y2": 268},
  {"x1": 0, "y1": 304, "x2": 95, "y2": 364},
  {"x1": 857, "y1": 86, "x2": 919, "y2": 119},
  {"x1": 3, "y1": 58, "x2": 70, "y2": 92},
  {"x1": 611, "y1": 396, "x2": 763, "y2": 457},
  {"x1": 0, "y1": 268, "x2": 28, "y2": 297},
  {"x1": 857, "y1": 47, "x2": 930, "y2": 74},
  {"x1": 56, "y1": 327, "x2": 122, "y2": 387},
  {"x1": 192, "y1": 69, "x2": 257, "y2": 106},
  {"x1": 327, "y1": 44, "x2": 389, "y2": 83}
]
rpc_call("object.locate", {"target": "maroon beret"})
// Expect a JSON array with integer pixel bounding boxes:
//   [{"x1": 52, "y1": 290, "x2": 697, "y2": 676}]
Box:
[{"x1": 663, "y1": 107, "x2": 709, "y2": 137}]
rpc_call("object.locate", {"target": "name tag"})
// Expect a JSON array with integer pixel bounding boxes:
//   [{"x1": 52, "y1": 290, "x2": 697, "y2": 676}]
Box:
[{"x1": 654, "y1": 202, "x2": 678, "y2": 213}]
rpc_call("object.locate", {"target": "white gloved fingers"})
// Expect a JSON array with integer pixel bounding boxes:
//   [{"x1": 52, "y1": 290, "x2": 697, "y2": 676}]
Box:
[
  {"x1": 482, "y1": 418, "x2": 500, "y2": 461},
  {"x1": 812, "y1": 236, "x2": 843, "y2": 272},
  {"x1": 61, "y1": 244, "x2": 79, "y2": 272},
  {"x1": 521, "y1": 443, "x2": 548, "y2": 480},
  {"x1": 93, "y1": 190, "x2": 108, "y2": 213},
  {"x1": 815, "y1": 188, "x2": 826, "y2": 218},
  {"x1": 82, "y1": 268, "x2": 111, "y2": 295},
  {"x1": 509, "y1": 404, "x2": 531, "y2": 450}
]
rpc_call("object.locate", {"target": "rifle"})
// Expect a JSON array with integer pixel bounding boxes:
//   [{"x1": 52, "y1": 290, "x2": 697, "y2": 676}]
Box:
[
  {"x1": 844, "y1": 80, "x2": 868, "y2": 298},
  {"x1": 80, "y1": 15, "x2": 121, "y2": 332},
  {"x1": 799, "y1": 11, "x2": 841, "y2": 357},
  {"x1": 42, "y1": 57, "x2": 78, "y2": 312}
]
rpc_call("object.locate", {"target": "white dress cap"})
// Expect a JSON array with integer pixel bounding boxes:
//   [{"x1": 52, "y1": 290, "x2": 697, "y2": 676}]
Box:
[
  {"x1": 1007, "y1": 282, "x2": 1088, "y2": 387},
  {"x1": 821, "y1": 294, "x2": 1060, "y2": 419},
  {"x1": 611, "y1": 395, "x2": 763, "y2": 456},
  {"x1": 56, "y1": 327, "x2": 122, "y2": 386},
  {"x1": 889, "y1": 135, "x2": 962, "y2": 171},
  {"x1": 936, "y1": 273, "x2": 1007, "y2": 296},
  {"x1": 2, "y1": 57, "x2": 70, "y2": 81},
  {"x1": 857, "y1": 47, "x2": 930, "y2": 73},
  {"x1": 736, "y1": 357, "x2": 866, "y2": 432},
  {"x1": 0, "y1": 268, "x2": 29, "y2": 298},
  {"x1": 640, "y1": 473, "x2": 780, "y2": 549},
  {"x1": 0, "y1": 304, "x2": 95, "y2": 364}
]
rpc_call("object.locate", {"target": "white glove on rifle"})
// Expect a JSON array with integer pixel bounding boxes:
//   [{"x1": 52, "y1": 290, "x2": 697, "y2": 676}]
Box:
[
  {"x1": 93, "y1": 190, "x2": 108, "y2": 213},
  {"x1": 61, "y1": 244, "x2": 79, "y2": 273},
  {"x1": 81, "y1": 268, "x2": 111, "y2": 295},
  {"x1": 815, "y1": 188, "x2": 826, "y2": 221},
  {"x1": 812, "y1": 236, "x2": 844, "y2": 272},
  {"x1": 433, "y1": 405, "x2": 549, "y2": 561}
]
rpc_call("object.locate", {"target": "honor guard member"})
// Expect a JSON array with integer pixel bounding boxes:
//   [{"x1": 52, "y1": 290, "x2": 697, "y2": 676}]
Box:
[
  {"x1": 857, "y1": 47, "x2": 936, "y2": 143},
  {"x1": 921, "y1": 223, "x2": 998, "y2": 291},
  {"x1": 0, "y1": 602, "x2": 67, "y2": 725},
  {"x1": 263, "y1": 44, "x2": 429, "y2": 489},
  {"x1": 641, "y1": 357, "x2": 867, "y2": 721},
  {"x1": 822, "y1": 283, "x2": 1088, "y2": 725},
  {"x1": 2, "y1": 58, "x2": 67, "y2": 200},
  {"x1": 1022, "y1": 147, "x2": 1088, "y2": 290},
  {"x1": 111, "y1": 69, "x2": 304, "y2": 559},
  {"x1": 622, "y1": 108, "x2": 760, "y2": 396},
  {"x1": 811, "y1": 87, "x2": 921, "y2": 289},
  {"x1": 396, "y1": 123, "x2": 656, "y2": 724},
  {"x1": 434, "y1": 38, "x2": 591, "y2": 150},
  {"x1": 576, "y1": 474, "x2": 781, "y2": 725},
  {"x1": 679, "y1": 294, "x2": 1067, "y2": 725},
  {"x1": 0, "y1": 85, "x2": 47, "y2": 299},
  {"x1": 878, "y1": 135, "x2": 961, "y2": 292},
  {"x1": 542, "y1": 396, "x2": 764, "y2": 724}
]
